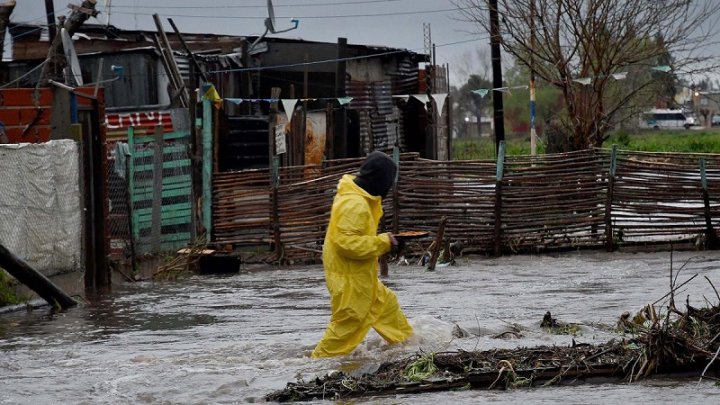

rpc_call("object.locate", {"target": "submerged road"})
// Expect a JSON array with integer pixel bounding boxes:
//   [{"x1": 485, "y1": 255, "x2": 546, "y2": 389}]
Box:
[{"x1": 2, "y1": 250, "x2": 720, "y2": 404}]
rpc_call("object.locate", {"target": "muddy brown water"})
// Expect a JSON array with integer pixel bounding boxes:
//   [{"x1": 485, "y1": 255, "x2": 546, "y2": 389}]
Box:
[{"x1": 2, "y1": 250, "x2": 720, "y2": 404}]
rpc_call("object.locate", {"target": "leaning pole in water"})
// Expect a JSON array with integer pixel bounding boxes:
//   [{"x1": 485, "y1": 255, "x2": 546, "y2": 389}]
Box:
[{"x1": 0, "y1": 244, "x2": 77, "y2": 310}]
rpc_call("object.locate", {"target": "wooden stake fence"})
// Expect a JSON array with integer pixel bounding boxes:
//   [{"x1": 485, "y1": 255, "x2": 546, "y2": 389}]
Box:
[{"x1": 211, "y1": 147, "x2": 720, "y2": 263}]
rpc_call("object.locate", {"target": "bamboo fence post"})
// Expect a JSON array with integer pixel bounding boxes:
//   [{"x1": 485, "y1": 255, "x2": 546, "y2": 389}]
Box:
[
  {"x1": 269, "y1": 87, "x2": 283, "y2": 261},
  {"x1": 271, "y1": 155, "x2": 282, "y2": 261},
  {"x1": 493, "y1": 141, "x2": 505, "y2": 256},
  {"x1": 700, "y1": 157, "x2": 720, "y2": 249},
  {"x1": 604, "y1": 145, "x2": 618, "y2": 251}
]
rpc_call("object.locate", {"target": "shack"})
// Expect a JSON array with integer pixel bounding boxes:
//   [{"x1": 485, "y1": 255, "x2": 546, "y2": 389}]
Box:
[{"x1": 3, "y1": 21, "x2": 449, "y2": 272}]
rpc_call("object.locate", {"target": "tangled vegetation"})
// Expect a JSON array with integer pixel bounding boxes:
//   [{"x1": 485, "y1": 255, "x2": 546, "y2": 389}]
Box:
[{"x1": 267, "y1": 274, "x2": 720, "y2": 402}]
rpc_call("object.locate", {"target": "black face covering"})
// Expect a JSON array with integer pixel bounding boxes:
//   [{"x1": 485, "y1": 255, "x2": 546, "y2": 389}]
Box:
[{"x1": 353, "y1": 151, "x2": 397, "y2": 198}]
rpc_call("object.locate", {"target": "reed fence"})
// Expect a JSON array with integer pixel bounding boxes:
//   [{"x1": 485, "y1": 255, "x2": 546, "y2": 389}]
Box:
[{"x1": 212, "y1": 146, "x2": 720, "y2": 262}]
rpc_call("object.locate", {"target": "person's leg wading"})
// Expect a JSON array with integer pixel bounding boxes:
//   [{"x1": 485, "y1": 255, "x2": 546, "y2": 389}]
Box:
[
  {"x1": 312, "y1": 307, "x2": 373, "y2": 358},
  {"x1": 371, "y1": 283, "x2": 413, "y2": 344}
]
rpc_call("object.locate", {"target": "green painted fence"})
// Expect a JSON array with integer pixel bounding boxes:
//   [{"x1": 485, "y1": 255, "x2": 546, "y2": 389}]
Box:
[{"x1": 128, "y1": 126, "x2": 193, "y2": 254}]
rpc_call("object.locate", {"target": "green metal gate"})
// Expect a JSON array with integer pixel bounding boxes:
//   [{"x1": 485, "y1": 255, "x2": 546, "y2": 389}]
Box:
[{"x1": 128, "y1": 125, "x2": 193, "y2": 254}]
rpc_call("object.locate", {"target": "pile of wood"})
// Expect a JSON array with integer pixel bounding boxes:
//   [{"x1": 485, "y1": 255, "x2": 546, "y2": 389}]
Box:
[{"x1": 267, "y1": 288, "x2": 720, "y2": 402}]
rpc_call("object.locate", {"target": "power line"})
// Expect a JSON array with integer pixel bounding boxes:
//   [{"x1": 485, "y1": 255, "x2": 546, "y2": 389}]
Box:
[
  {"x1": 108, "y1": 0, "x2": 406, "y2": 9},
  {"x1": 111, "y1": 6, "x2": 469, "y2": 20}
]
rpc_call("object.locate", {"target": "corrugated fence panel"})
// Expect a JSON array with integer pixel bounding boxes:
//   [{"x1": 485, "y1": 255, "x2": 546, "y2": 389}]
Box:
[
  {"x1": 213, "y1": 168, "x2": 271, "y2": 245},
  {"x1": 129, "y1": 128, "x2": 193, "y2": 253}
]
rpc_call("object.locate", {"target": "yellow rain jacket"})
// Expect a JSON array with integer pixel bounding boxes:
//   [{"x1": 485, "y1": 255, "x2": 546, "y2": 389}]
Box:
[{"x1": 312, "y1": 174, "x2": 413, "y2": 358}]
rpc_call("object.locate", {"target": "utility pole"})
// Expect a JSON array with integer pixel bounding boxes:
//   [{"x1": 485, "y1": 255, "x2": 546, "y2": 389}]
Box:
[
  {"x1": 489, "y1": 0, "x2": 505, "y2": 156},
  {"x1": 529, "y1": 0, "x2": 537, "y2": 156},
  {"x1": 44, "y1": 0, "x2": 56, "y2": 42}
]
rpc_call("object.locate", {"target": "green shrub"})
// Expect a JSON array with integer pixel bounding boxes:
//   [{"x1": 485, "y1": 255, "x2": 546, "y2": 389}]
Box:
[{"x1": 0, "y1": 269, "x2": 26, "y2": 307}]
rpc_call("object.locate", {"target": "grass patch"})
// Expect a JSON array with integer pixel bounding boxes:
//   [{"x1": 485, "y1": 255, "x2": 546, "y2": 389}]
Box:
[
  {"x1": 605, "y1": 129, "x2": 720, "y2": 153},
  {"x1": 452, "y1": 129, "x2": 720, "y2": 160},
  {"x1": 452, "y1": 135, "x2": 545, "y2": 160},
  {"x1": 0, "y1": 269, "x2": 27, "y2": 307}
]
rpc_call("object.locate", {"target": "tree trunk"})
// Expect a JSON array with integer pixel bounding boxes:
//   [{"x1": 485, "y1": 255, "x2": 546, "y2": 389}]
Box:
[{"x1": 37, "y1": 0, "x2": 98, "y2": 86}]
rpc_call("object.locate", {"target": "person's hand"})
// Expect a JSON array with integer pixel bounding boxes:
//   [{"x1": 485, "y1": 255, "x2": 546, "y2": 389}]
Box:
[
  {"x1": 389, "y1": 233, "x2": 399, "y2": 246},
  {"x1": 389, "y1": 233, "x2": 405, "y2": 256}
]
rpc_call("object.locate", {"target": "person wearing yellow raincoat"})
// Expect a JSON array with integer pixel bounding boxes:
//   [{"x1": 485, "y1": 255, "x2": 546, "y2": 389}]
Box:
[{"x1": 312, "y1": 151, "x2": 414, "y2": 358}]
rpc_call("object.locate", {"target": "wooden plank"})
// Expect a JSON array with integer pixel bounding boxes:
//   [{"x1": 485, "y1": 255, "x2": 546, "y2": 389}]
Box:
[
  {"x1": 136, "y1": 214, "x2": 191, "y2": 228},
  {"x1": 132, "y1": 144, "x2": 187, "y2": 158},
  {"x1": 133, "y1": 130, "x2": 190, "y2": 144},
  {"x1": 133, "y1": 202, "x2": 192, "y2": 220},
  {"x1": 131, "y1": 185, "x2": 192, "y2": 202},
  {"x1": 132, "y1": 158, "x2": 191, "y2": 172},
  {"x1": 134, "y1": 180, "x2": 191, "y2": 194},
  {"x1": 133, "y1": 174, "x2": 192, "y2": 189}
]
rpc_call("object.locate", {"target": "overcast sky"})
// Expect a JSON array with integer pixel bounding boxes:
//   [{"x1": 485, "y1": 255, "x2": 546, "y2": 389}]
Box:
[
  {"x1": 12, "y1": 0, "x2": 487, "y2": 85},
  {"x1": 12, "y1": 0, "x2": 720, "y2": 88}
]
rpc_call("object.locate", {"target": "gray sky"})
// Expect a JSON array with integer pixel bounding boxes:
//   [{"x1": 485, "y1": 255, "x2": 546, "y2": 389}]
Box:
[
  {"x1": 12, "y1": 0, "x2": 487, "y2": 85},
  {"x1": 12, "y1": 0, "x2": 720, "y2": 88}
]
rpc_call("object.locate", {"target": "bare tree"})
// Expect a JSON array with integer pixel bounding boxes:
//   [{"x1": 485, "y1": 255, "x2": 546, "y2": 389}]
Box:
[
  {"x1": 454, "y1": 0, "x2": 720, "y2": 150},
  {"x1": 452, "y1": 47, "x2": 492, "y2": 85}
]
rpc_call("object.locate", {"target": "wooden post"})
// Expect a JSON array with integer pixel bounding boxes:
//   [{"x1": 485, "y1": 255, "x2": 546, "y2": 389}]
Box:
[
  {"x1": 427, "y1": 216, "x2": 448, "y2": 271},
  {"x1": 151, "y1": 125, "x2": 164, "y2": 252},
  {"x1": 201, "y1": 99, "x2": 213, "y2": 241},
  {"x1": 152, "y1": 13, "x2": 189, "y2": 107},
  {"x1": 124, "y1": 147, "x2": 137, "y2": 275},
  {"x1": 0, "y1": 244, "x2": 77, "y2": 310},
  {"x1": 604, "y1": 145, "x2": 618, "y2": 251},
  {"x1": 167, "y1": 18, "x2": 210, "y2": 83},
  {"x1": 269, "y1": 87, "x2": 283, "y2": 260},
  {"x1": 335, "y1": 37, "x2": 347, "y2": 158},
  {"x1": 392, "y1": 145, "x2": 400, "y2": 235},
  {"x1": 271, "y1": 155, "x2": 282, "y2": 261},
  {"x1": 493, "y1": 141, "x2": 505, "y2": 256},
  {"x1": 700, "y1": 157, "x2": 720, "y2": 249},
  {"x1": 325, "y1": 102, "x2": 334, "y2": 160},
  {"x1": 301, "y1": 53, "x2": 309, "y2": 166}
]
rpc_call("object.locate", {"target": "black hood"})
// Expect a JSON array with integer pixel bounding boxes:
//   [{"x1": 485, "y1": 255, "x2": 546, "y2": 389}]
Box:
[{"x1": 354, "y1": 151, "x2": 397, "y2": 198}]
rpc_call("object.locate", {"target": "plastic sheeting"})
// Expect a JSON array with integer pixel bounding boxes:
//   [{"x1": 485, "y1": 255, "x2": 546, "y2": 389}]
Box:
[{"x1": 0, "y1": 140, "x2": 81, "y2": 275}]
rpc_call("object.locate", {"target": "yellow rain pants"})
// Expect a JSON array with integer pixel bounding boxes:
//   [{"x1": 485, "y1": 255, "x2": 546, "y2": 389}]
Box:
[{"x1": 312, "y1": 175, "x2": 413, "y2": 358}]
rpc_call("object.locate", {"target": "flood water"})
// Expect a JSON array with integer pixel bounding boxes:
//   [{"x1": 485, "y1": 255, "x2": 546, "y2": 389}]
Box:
[{"x1": 3, "y1": 250, "x2": 720, "y2": 404}]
